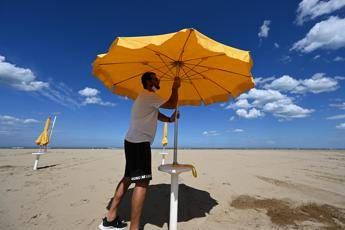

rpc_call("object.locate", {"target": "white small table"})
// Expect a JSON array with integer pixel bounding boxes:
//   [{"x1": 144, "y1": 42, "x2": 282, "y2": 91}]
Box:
[{"x1": 158, "y1": 163, "x2": 195, "y2": 230}]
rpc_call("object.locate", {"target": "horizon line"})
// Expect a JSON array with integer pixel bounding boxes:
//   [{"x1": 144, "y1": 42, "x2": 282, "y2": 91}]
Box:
[{"x1": 2, "y1": 146, "x2": 345, "y2": 150}]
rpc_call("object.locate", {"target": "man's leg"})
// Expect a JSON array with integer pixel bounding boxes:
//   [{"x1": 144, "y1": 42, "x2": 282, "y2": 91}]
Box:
[
  {"x1": 130, "y1": 180, "x2": 149, "y2": 230},
  {"x1": 106, "y1": 177, "x2": 131, "y2": 221}
]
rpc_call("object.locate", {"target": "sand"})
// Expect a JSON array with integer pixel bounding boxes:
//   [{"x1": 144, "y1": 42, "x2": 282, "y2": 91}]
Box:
[{"x1": 0, "y1": 148, "x2": 345, "y2": 230}]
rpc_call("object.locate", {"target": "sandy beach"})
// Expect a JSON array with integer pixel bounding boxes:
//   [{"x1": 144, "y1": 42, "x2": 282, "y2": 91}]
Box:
[{"x1": 0, "y1": 148, "x2": 345, "y2": 230}]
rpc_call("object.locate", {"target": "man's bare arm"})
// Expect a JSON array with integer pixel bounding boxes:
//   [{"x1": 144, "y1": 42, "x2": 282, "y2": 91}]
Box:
[{"x1": 160, "y1": 77, "x2": 180, "y2": 109}]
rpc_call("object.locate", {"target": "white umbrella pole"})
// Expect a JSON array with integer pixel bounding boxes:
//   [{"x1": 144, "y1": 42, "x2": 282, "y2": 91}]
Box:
[
  {"x1": 170, "y1": 173, "x2": 178, "y2": 230},
  {"x1": 49, "y1": 116, "x2": 57, "y2": 140},
  {"x1": 173, "y1": 106, "x2": 179, "y2": 164},
  {"x1": 170, "y1": 105, "x2": 179, "y2": 230},
  {"x1": 33, "y1": 155, "x2": 40, "y2": 170}
]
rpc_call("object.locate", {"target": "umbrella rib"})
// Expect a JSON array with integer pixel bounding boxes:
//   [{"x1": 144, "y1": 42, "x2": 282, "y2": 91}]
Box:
[
  {"x1": 181, "y1": 68, "x2": 206, "y2": 105},
  {"x1": 178, "y1": 29, "x2": 193, "y2": 61},
  {"x1": 99, "y1": 61, "x2": 162, "y2": 66},
  {"x1": 159, "y1": 63, "x2": 176, "y2": 80},
  {"x1": 145, "y1": 63, "x2": 175, "y2": 78},
  {"x1": 113, "y1": 71, "x2": 148, "y2": 86},
  {"x1": 184, "y1": 63, "x2": 251, "y2": 78},
  {"x1": 156, "y1": 54, "x2": 176, "y2": 78},
  {"x1": 180, "y1": 58, "x2": 206, "y2": 79},
  {"x1": 113, "y1": 64, "x2": 171, "y2": 86},
  {"x1": 182, "y1": 65, "x2": 232, "y2": 94},
  {"x1": 144, "y1": 47, "x2": 175, "y2": 62},
  {"x1": 182, "y1": 54, "x2": 225, "y2": 62},
  {"x1": 181, "y1": 66, "x2": 210, "y2": 79}
]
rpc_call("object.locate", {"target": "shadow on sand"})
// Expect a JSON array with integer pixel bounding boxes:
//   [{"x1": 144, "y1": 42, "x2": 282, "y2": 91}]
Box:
[
  {"x1": 37, "y1": 164, "x2": 58, "y2": 170},
  {"x1": 107, "y1": 183, "x2": 218, "y2": 228}
]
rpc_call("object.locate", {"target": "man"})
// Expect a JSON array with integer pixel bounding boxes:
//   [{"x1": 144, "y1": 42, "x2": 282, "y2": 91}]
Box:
[{"x1": 99, "y1": 72, "x2": 181, "y2": 230}]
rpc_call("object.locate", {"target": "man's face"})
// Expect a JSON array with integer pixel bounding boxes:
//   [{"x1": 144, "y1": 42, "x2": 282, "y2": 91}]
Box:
[{"x1": 151, "y1": 74, "x2": 160, "y2": 90}]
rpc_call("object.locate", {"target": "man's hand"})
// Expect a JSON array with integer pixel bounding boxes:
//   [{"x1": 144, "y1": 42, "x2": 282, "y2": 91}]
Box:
[
  {"x1": 172, "y1": 77, "x2": 181, "y2": 89},
  {"x1": 169, "y1": 110, "x2": 180, "y2": 122}
]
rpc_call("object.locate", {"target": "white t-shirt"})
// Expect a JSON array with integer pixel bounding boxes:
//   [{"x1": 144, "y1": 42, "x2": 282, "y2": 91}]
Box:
[{"x1": 125, "y1": 90, "x2": 165, "y2": 144}]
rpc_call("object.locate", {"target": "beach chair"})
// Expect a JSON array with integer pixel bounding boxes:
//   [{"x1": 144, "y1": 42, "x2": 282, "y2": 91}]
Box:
[{"x1": 32, "y1": 116, "x2": 57, "y2": 170}]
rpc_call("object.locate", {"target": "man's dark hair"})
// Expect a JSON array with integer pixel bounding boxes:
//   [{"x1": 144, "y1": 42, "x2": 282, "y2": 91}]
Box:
[{"x1": 141, "y1": 72, "x2": 155, "y2": 88}]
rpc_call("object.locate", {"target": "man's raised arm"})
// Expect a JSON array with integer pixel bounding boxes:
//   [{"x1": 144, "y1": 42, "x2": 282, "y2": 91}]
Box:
[{"x1": 160, "y1": 77, "x2": 181, "y2": 109}]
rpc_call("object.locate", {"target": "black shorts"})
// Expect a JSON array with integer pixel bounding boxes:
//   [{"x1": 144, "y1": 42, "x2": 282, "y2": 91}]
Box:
[{"x1": 124, "y1": 139, "x2": 152, "y2": 182}]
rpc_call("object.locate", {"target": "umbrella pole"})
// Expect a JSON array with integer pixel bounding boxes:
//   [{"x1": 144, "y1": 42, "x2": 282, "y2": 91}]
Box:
[
  {"x1": 49, "y1": 116, "x2": 57, "y2": 140},
  {"x1": 169, "y1": 105, "x2": 179, "y2": 230},
  {"x1": 169, "y1": 173, "x2": 178, "y2": 230},
  {"x1": 173, "y1": 106, "x2": 179, "y2": 164},
  {"x1": 33, "y1": 155, "x2": 40, "y2": 170}
]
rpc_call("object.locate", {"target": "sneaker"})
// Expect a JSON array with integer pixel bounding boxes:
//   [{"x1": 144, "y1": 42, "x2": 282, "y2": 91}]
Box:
[{"x1": 98, "y1": 216, "x2": 127, "y2": 230}]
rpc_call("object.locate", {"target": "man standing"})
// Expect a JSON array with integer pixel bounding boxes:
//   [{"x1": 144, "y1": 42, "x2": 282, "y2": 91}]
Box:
[{"x1": 99, "y1": 72, "x2": 181, "y2": 230}]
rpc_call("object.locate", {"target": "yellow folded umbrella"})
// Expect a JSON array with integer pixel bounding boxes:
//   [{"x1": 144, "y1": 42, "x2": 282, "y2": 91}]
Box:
[
  {"x1": 162, "y1": 122, "x2": 168, "y2": 147},
  {"x1": 35, "y1": 117, "x2": 51, "y2": 146}
]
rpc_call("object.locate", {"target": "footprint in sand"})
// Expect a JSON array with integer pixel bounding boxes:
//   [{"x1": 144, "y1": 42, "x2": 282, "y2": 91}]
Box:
[
  {"x1": 26, "y1": 213, "x2": 42, "y2": 224},
  {"x1": 70, "y1": 198, "x2": 90, "y2": 207}
]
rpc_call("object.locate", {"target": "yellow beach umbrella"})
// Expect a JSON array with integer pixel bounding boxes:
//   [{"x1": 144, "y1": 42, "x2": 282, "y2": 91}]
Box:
[
  {"x1": 92, "y1": 28, "x2": 255, "y2": 230},
  {"x1": 93, "y1": 28, "x2": 254, "y2": 106},
  {"x1": 35, "y1": 117, "x2": 51, "y2": 146}
]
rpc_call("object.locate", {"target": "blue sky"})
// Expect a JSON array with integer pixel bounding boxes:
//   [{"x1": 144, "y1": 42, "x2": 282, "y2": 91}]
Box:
[{"x1": 0, "y1": 0, "x2": 344, "y2": 148}]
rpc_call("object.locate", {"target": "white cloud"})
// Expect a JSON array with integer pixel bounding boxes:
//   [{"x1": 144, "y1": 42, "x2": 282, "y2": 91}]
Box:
[
  {"x1": 0, "y1": 55, "x2": 49, "y2": 91},
  {"x1": 263, "y1": 101, "x2": 314, "y2": 118},
  {"x1": 238, "y1": 88, "x2": 288, "y2": 107},
  {"x1": 0, "y1": 55, "x2": 81, "y2": 108},
  {"x1": 274, "y1": 42, "x2": 280, "y2": 48},
  {"x1": 330, "y1": 102, "x2": 345, "y2": 109},
  {"x1": 79, "y1": 87, "x2": 115, "y2": 107},
  {"x1": 236, "y1": 108, "x2": 264, "y2": 119},
  {"x1": 326, "y1": 114, "x2": 345, "y2": 119},
  {"x1": 334, "y1": 56, "x2": 345, "y2": 61},
  {"x1": 39, "y1": 82, "x2": 81, "y2": 108},
  {"x1": 224, "y1": 103, "x2": 235, "y2": 110},
  {"x1": 296, "y1": 0, "x2": 345, "y2": 25},
  {"x1": 336, "y1": 122, "x2": 345, "y2": 129},
  {"x1": 254, "y1": 76, "x2": 276, "y2": 86},
  {"x1": 301, "y1": 73, "x2": 338, "y2": 93},
  {"x1": 202, "y1": 130, "x2": 221, "y2": 136},
  {"x1": 0, "y1": 115, "x2": 39, "y2": 125},
  {"x1": 264, "y1": 75, "x2": 300, "y2": 92},
  {"x1": 235, "y1": 99, "x2": 252, "y2": 109},
  {"x1": 233, "y1": 129, "x2": 244, "y2": 132},
  {"x1": 264, "y1": 73, "x2": 338, "y2": 94},
  {"x1": 335, "y1": 76, "x2": 345, "y2": 80},
  {"x1": 313, "y1": 54, "x2": 321, "y2": 59},
  {"x1": 236, "y1": 88, "x2": 314, "y2": 119},
  {"x1": 291, "y1": 16, "x2": 345, "y2": 53},
  {"x1": 258, "y1": 20, "x2": 271, "y2": 39},
  {"x1": 281, "y1": 55, "x2": 292, "y2": 63},
  {"x1": 78, "y1": 87, "x2": 99, "y2": 97},
  {"x1": 229, "y1": 116, "x2": 235, "y2": 121},
  {"x1": 23, "y1": 118, "x2": 39, "y2": 124}
]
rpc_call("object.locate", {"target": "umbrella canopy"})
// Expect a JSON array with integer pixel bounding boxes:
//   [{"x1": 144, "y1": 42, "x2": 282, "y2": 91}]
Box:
[
  {"x1": 93, "y1": 28, "x2": 255, "y2": 105},
  {"x1": 35, "y1": 117, "x2": 51, "y2": 146}
]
